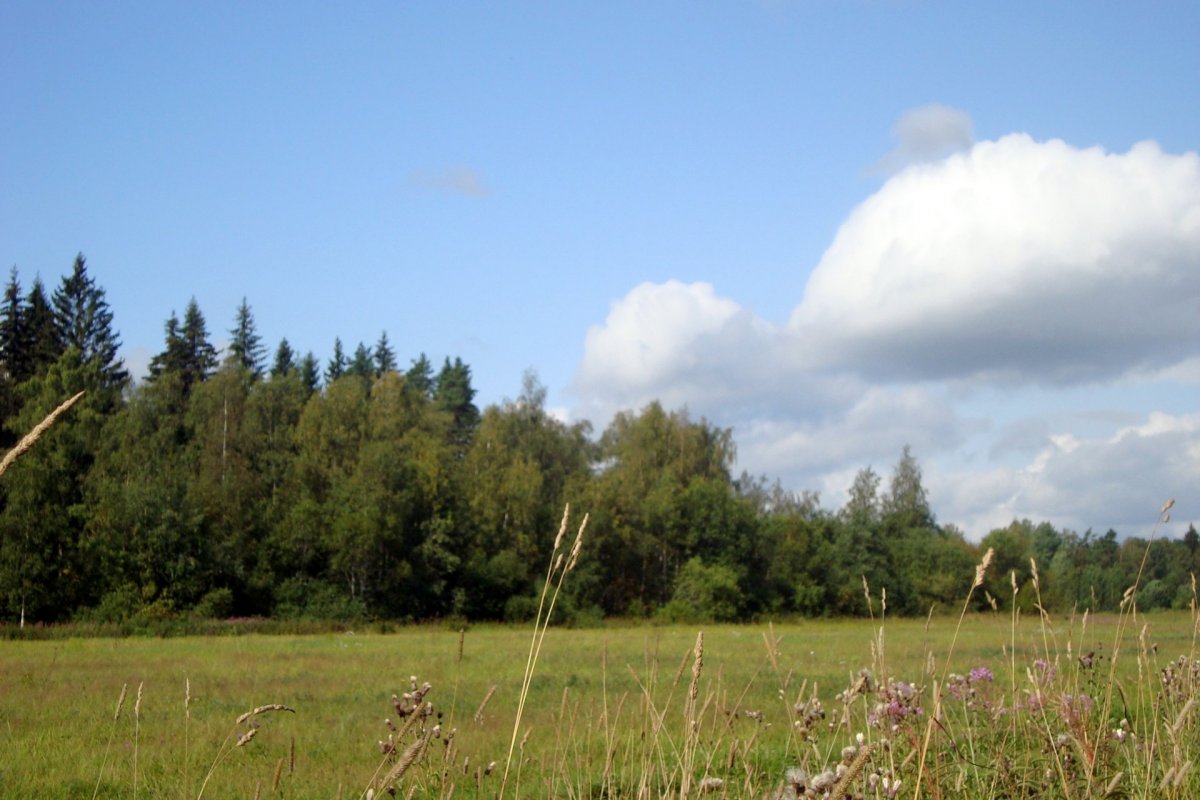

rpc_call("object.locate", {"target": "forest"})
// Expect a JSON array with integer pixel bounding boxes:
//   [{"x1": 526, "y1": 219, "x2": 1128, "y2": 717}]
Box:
[{"x1": 1, "y1": 255, "x2": 1195, "y2": 627}]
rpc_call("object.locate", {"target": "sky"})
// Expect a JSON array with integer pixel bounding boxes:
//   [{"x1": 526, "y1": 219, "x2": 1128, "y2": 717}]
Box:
[{"x1": 2, "y1": 2, "x2": 1198, "y2": 541}]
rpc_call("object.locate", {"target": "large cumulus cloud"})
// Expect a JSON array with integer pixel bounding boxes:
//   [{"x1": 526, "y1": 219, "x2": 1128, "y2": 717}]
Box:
[
  {"x1": 569, "y1": 124, "x2": 1200, "y2": 536},
  {"x1": 793, "y1": 135, "x2": 1200, "y2": 383}
]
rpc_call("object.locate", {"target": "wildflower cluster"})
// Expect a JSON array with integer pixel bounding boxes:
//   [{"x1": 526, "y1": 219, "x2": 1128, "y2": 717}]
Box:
[
  {"x1": 946, "y1": 665, "x2": 996, "y2": 712},
  {"x1": 868, "y1": 678, "x2": 924, "y2": 731}
]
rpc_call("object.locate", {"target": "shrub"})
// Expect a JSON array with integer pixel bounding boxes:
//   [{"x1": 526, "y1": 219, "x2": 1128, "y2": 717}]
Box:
[
  {"x1": 659, "y1": 557, "x2": 742, "y2": 622},
  {"x1": 273, "y1": 576, "x2": 367, "y2": 622},
  {"x1": 192, "y1": 587, "x2": 234, "y2": 619}
]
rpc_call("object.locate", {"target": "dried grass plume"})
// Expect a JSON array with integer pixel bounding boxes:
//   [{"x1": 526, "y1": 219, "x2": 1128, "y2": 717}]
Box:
[{"x1": 0, "y1": 390, "x2": 85, "y2": 478}]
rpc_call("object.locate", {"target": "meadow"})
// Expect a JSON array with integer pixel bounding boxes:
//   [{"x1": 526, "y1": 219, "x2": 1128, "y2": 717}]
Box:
[{"x1": 3, "y1": 604, "x2": 1198, "y2": 799}]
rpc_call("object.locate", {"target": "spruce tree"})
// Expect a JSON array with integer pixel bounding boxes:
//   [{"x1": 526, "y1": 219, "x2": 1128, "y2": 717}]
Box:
[
  {"x1": 147, "y1": 312, "x2": 183, "y2": 379},
  {"x1": 51, "y1": 253, "x2": 127, "y2": 388},
  {"x1": 228, "y1": 297, "x2": 265, "y2": 378},
  {"x1": 181, "y1": 299, "x2": 219, "y2": 388},
  {"x1": 299, "y1": 351, "x2": 321, "y2": 395},
  {"x1": 25, "y1": 279, "x2": 63, "y2": 375},
  {"x1": 406, "y1": 352, "x2": 434, "y2": 398},
  {"x1": 149, "y1": 299, "x2": 217, "y2": 396},
  {"x1": 435, "y1": 356, "x2": 480, "y2": 448},
  {"x1": 0, "y1": 268, "x2": 26, "y2": 441},
  {"x1": 349, "y1": 342, "x2": 373, "y2": 380},
  {"x1": 271, "y1": 338, "x2": 296, "y2": 378},
  {"x1": 373, "y1": 331, "x2": 397, "y2": 376},
  {"x1": 0, "y1": 268, "x2": 29, "y2": 383},
  {"x1": 325, "y1": 338, "x2": 346, "y2": 383}
]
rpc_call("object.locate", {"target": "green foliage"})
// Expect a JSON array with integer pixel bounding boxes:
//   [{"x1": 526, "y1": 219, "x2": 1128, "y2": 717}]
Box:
[
  {"x1": 659, "y1": 557, "x2": 742, "y2": 622},
  {"x1": 193, "y1": 586, "x2": 235, "y2": 619},
  {"x1": 273, "y1": 575, "x2": 367, "y2": 621},
  {"x1": 0, "y1": 256, "x2": 1191, "y2": 626}
]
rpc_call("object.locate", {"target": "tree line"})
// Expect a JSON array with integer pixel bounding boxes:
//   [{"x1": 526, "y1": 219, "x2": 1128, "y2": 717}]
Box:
[{"x1": 1, "y1": 255, "x2": 1195, "y2": 626}]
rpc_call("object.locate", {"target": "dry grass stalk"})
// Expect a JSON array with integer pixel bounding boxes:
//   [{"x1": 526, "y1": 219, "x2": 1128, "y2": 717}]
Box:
[
  {"x1": 133, "y1": 682, "x2": 144, "y2": 800},
  {"x1": 197, "y1": 701, "x2": 296, "y2": 799},
  {"x1": 114, "y1": 683, "x2": 128, "y2": 721},
  {"x1": 0, "y1": 390, "x2": 85, "y2": 478},
  {"x1": 474, "y1": 685, "x2": 497, "y2": 724},
  {"x1": 914, "y1": 547, "x2": 994, "y2": 795},
  {"x1": 271, "y1": 758, "x2": 285, "y2": 793},
  {"x1": 830, "y1": 744, "x2": 872, "y2": 800},
  {"x1": 500, "y1": 505, "x2": 588, "y2": 800},
  {"x1": 184, "y1": 679, "x2": 192, "y2": 800},
  {"x1": 689, "y1": 632, "x2": 704, "y2": 703},
  {"x1": 93, "y1": 683, "x2": 128, "y2": 800},
  {"x1": 236, "y1": 703, "x2": 295, "y2": 725},
  {"x1": 377, "y1": 728, "x2": 435, "y2": 793}
]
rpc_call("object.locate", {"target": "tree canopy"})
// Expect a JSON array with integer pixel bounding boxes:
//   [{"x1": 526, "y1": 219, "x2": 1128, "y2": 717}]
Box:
[{"x1": 0, "y1": 257, "x2": 1191, "y2": 627}]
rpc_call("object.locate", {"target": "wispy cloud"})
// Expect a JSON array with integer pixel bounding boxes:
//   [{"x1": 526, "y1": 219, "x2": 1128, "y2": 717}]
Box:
[
  {"x1": 869, "y1": 103, "x2": 975, "y2": 175},
  {"x1": 408, "y1": 167, "x2": 491, "y2": 197}
]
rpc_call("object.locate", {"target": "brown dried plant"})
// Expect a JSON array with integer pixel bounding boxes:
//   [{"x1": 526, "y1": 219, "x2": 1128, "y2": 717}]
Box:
[{"x1": 0, "y1": 390, "x2": 85, "y2": 479}]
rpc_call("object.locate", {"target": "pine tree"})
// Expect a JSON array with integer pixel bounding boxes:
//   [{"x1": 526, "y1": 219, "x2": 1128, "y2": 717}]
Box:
[
  {"x1": 228, "y1": 297, "x2": 265, "y2": 378},
  {"x1": 325, "y1": 338, "x2": 346, "y2": 384},
  {"x1": 51, "y1": 253, "x2": 128, "y2": 388},
  {"x1": 271, "y1": 338, "x2": 296, "y2": 378},
  {"x1": 373, "y1": 331, "x2": 397, "y2": 376}
]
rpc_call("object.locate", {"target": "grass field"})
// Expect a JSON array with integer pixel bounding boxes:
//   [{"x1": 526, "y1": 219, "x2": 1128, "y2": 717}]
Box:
[{"x1": 2, "y1": 605, "x2": 1199, "y2": 799}]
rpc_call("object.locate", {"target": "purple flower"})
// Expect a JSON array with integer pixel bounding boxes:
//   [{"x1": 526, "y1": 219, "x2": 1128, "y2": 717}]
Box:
[{"x1": 969, "y1": 666, "x2": 994, "y2": 683}]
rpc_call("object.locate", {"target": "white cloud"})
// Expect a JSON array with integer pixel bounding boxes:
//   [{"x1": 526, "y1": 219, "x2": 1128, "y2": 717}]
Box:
[
  {"x1": 793, "y1": 135, "x2": 1200, "y2": 384},
  {"x1": 871, "y1": 103, "x2": 974, "y2": 174},
  {"x1": 571, "y1": 280, "x2": 796, "y2": 421},
  {"x1": 938, "y1": 412, "x2": 1200, "y2": 538}
]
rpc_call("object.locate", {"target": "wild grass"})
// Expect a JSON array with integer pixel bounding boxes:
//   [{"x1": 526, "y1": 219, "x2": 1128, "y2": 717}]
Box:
[{"x1": 2, "y1": 609, "x2": 1197, "y2": 797}]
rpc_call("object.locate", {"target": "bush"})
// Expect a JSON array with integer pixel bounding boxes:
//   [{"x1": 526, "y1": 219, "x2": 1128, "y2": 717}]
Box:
[
  {"x1": 192, "y1": 587, "x2": 234, "y2": 619},
  {"x1": 78, "y1": 583, "x2": 142, "y2": 624},
  {"x1": 658, "y1": 557, "x2": 743, "y2": 622},
  {"x1": 274, "y1": 576, "x2": 367, "y2": 622}
]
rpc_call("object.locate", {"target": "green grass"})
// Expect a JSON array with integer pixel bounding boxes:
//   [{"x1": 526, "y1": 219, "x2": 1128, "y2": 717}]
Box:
[{"x1": 2, "y1": 608, "x2": 1198, "y2": 798}]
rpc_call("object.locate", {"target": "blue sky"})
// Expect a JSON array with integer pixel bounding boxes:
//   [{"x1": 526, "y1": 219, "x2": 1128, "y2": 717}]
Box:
[{"x1": 3, "y1": 2, "x2": 1198, "y2": 539}]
